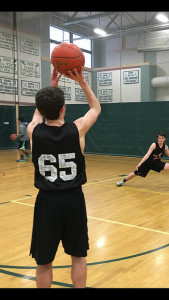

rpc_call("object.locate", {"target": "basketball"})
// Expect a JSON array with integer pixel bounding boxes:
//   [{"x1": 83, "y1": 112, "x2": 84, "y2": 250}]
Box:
[
  {"x1": 10, "y1": 134, "x2": 17, "y2": 141},
  {"x1": 51, "y1": 43, "x2": 85, "y2": 75}
]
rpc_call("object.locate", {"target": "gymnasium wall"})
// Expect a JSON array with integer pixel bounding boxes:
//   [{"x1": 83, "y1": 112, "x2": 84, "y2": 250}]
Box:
[
  {"x1": 2, "y1": 101, "x2": 168, "y2": 157},
  {"x1": 0, "y1": 25, "x2": 41, "y2": 106},
  {"x1": 103, "y1": 33, "x2": 169, "y2": 102},
  {"x1": 0, "y1": 105, "x2": 16, "y2": 149},
  {"x1": 65, "y1": 102, "x2": 169, "y2": 158},
  {"x1": 1, "y1": 12, "x2": 169, "y2": 158}
]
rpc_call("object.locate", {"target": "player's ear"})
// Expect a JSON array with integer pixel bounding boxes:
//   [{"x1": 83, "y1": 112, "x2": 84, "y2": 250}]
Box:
[{"x1": 60, "y1": 105, "x2": 66, "y2": 115}]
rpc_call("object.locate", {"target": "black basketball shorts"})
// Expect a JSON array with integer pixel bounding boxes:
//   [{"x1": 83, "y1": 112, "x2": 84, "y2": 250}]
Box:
[
  {"x1": 134, "y1": 160, "x2": 166, "y2": 177},
  {"x1": 30, "y1": 186, "x2": 89, "y2": 265}
]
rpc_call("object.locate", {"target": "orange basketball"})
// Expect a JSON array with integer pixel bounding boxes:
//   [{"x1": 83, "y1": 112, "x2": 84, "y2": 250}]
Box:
[
  {"x1": 51, "y1": 43, "x2": 85, "y2": 75},
  {"x1": 10, "y1": 134, "x2": 17, "y2": 141}
]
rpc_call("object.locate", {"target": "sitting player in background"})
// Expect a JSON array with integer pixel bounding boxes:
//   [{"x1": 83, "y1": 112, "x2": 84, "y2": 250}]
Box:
[{"x1": 117, "y1": 132, "x2": 169, "y2": 187}]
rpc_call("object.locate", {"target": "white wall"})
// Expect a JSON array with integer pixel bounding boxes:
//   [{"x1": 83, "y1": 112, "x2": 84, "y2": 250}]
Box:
[
  {"x1": 97, "y1": 67, "x2": 141, "y2": 103},
  {"x1": 104, "y1": 32, "x2": 169, "y2": 102},
  {"x1": 105, "y1": 34, "x2": 144, "y2": 68},
  {"x1": 156, "y1": 50, "x2": 169, "y2": 101},
  {"x1": 0, "y1": 25, "x2": 41, "y2": 105}
]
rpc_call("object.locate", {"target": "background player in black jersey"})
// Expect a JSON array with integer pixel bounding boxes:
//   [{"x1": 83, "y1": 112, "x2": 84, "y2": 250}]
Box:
[
  {"x1": 117, "y1": 132, "x2": 169, "y2": 187},
  {"x1": 27, "y1": 67, "x2": 101, "y2": 288}
]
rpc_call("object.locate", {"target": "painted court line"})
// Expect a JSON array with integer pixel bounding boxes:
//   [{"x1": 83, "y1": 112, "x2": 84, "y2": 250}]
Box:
[
  {"x1": 88, "y1": 215, "x2": 169, "y2": 235},
  {"x1": 11, "y1": 196, "x2": 36, "y2": 202},
  {"x1": 12, "y1": 201, "x2": 34, "y2": 207},
  {"x1": 94, "y1": 181, "x2": 169, "y2": 197},
  {"x1": 0, "y1": 268, "x2": 74, "y2": 288},
  {"x1": 11, "y1": 195, "x2": 36, "y2": 207},
  {"x1": 86, "y1": 177, "x2": 169, "y2": 197},
  {"x1": 86, "y1": 176, "x2": 120, "y2": 185},
  {"x1": 11, "y1": 195, "x2": 169, "y2": 236},
  {"x1": 10, "y1": 178, "x2": 169, "y2": 236},
  {"x1": 124, "y1": 185, "x2": 169, "y2": 196}
]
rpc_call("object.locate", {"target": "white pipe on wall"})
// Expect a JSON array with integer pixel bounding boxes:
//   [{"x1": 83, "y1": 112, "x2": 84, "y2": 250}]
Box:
[{"x1": 151, "y1": 76, "x2": 169, "y2": 87}]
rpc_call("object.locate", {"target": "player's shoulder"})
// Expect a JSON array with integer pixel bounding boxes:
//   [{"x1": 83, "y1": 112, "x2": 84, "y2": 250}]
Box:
[
  {"x1": 27, "y1": 121, "x2": 41, "y2": 136},
  {"x1": 150, "y1": 142, "x2": 156, "y2": 148},
  {"x1": 73, "y1": 117, "x2": 84, "y2": 131}
]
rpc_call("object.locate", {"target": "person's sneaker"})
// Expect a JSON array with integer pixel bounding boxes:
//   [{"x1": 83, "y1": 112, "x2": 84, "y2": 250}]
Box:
[
  {"x1": 116, "y1": 179, "x2": 126, "y2": 187},
  {"x1": 16, "y1": 158, "x2": 25, "y2": 162}
]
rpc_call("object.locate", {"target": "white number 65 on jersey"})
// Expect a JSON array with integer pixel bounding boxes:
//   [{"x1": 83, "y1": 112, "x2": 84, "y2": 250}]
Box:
[{"x1": 38, "y1": 153, "x2": 77, "y2": 182}]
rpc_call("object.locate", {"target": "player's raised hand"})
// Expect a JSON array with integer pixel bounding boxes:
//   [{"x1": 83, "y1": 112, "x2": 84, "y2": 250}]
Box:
[
  {"x1": 65, "y1": 67, "x2": 86, "y2": 86},
  {"x1": 51, "y1": 68, "x2": 62, "y2": 87}
]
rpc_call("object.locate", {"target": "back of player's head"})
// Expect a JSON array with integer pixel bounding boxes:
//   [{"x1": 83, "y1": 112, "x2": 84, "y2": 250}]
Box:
[{"x1": 35, "y1": 86, "x2": 65, "y2": 120}]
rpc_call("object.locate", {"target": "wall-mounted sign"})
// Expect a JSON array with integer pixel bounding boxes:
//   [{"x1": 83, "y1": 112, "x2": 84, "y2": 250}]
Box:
[
  {"x1": 0, "y1": 56, "x2": 17, "y2": 74},
  {"x1": 21, "y1": 80, "x2": 40, "y2": 96},
  {"x1": 0, "y1": 77, "x2": 17, "y2": 94},
  {"x1": 20, "y1": 37, "x2": 39, "y2": 56},
  {"x1": 75, "y1": 88, "x2": 86, "y2": 102},
  {"x1": 20, "y1": 60, "x2": 40, "y2": 78},
  {"x1": 59, "y1": 85, "x2": 71, "y2": 100},
  {"x1": 98, "y1": 89, "x2": 112, "y2": 102},
  {"x1": 0, "y1": 31, "x2": 17, "y2": 50},
  {"x1": 98, "y1": 72, "x2": 112, "y2": 86},
  {"x1": 123, "y1": 70, "x2": 139, "y2": 84}
]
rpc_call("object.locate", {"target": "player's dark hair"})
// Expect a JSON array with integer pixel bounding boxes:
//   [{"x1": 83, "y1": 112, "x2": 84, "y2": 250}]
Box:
[
  {"x1": 35, "y1": 86, "x2": 65, "y2": 120},
  {"x1": 18, "y1": 117, "x2": 23, "y2": 122},
  {"x1": 158, "y1": 132, "x2": 166, "y2": 138}
]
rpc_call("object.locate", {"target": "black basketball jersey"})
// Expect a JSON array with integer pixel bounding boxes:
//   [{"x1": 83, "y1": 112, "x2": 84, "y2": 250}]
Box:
[
  {"x1": 32, "y1": 122, "x2": 87, "y2": 191},
  {"x1": 148, "y1": 142, "x2": 165, "y2": 161}
]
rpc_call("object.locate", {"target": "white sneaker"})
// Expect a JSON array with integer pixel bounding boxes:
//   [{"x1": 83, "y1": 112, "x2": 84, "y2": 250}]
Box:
[{"x1": 116, "y1": 179, "x2": 126, "y2": 187}]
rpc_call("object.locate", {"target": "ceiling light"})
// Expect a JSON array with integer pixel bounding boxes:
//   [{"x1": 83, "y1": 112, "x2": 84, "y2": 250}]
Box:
[
  {"x1": 156, "y1": 13, "x2": 169, "y2": 23},
  {"x1": 94, "y1": 28, "x2": 107, "y2": 36}
]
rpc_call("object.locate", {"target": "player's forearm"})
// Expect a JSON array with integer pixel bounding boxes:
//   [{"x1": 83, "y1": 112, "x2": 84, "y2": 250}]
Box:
[
  {"x1": 31, "y1": 108, "x2": 44, "y2": 123},
  {"x1": 138, "y1": 153, "x2": 150, "y2": 166},
  {"x1": 80, "y1": 81, "x2": 101, "y2": 114},
  {"x1": 27, "y1": 109, "x2": 43, "y2": 136}
]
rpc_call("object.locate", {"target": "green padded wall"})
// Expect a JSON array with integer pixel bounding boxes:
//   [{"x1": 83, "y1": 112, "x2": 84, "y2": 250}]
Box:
[
  {"x1": 19, "y1": 106, "x2": 36, "y2": 124},
  {"x1": 2, "y1": 102, "x2": 169, "y2": 160},
  {"x1": 0, "y1": 106, "x2": 16, "y2": 150},
  {"x1": 65, "y1": 102, "x2": 169, "y2": 158}
]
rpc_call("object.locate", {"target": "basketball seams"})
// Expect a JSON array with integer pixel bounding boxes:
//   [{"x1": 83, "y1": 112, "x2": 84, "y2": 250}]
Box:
[
  {"x1": 51, "y1": 42, "x2": 85, "y2": 74},
  {"x1": 60, "y1": 44, "x2": 84, "y2": 57},
  {"x1": 51, "y1": 55, "x2": 81, "y2": 59},
  {"x1": 52, "y1": 44, "x2": 84, "y2": 61}
]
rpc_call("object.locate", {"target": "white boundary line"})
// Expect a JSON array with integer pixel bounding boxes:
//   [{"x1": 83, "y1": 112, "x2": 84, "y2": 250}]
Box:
[
  {"x1": 10, "y1": 193, "x2": 169, "y2": 236},
  {"x1": 88, "y1": 216, "x2": 169, "y2": 236}
]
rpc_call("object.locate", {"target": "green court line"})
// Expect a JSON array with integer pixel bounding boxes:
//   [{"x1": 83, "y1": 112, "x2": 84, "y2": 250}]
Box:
[
  {"x1": 1, "y1": 242, "x2": 169, "y2": 271},
  {"x1": 87, "y1": 242, "x2": 169, "y2": 266},
  {"x1": 0, "y1": 201, "x2": 11, "y2": 205},
  {"x1": 0, "y1": 268, "x2": 73, "y2": 288},
  {"x1": 1, "y1": 243, "x2": 169, "y2": 288}
]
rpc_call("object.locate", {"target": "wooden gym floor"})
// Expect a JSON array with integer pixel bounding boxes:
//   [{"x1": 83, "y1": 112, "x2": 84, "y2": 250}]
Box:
[{"x1": 1, "y1": 149, "x2": 169, "y2": 288}]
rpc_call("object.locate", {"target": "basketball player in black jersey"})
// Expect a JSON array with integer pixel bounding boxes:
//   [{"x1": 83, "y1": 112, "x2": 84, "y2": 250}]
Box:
[
  {"x1": 117, "y1": 132, "x2": 169, "y2": 187},
  {"x1": 27, "y1": 67, "x2": 101, "y2": 288}
]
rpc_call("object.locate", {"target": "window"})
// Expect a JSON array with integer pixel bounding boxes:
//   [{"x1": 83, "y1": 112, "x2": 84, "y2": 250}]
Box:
[
  {"x1": 73, "y1": 34, "x2": 91, "y2": 51},
  {"x1": 73, "y1": 34, "x2": 92, "y2": 68},
  {"x1": 50, "y1": 26, "x2": 70, "y2": 43},
  {"x1": 50, "y1": 42, "x2": 58, "y2": 56},
  {"x1": 50, "y1": 26, "x2": 92, "y2": 68}
]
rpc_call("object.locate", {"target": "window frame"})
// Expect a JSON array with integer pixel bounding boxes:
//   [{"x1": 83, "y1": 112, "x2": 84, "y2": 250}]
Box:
[{"x1": 49, "y1": 25, "x2": 92, "y2": 68}]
